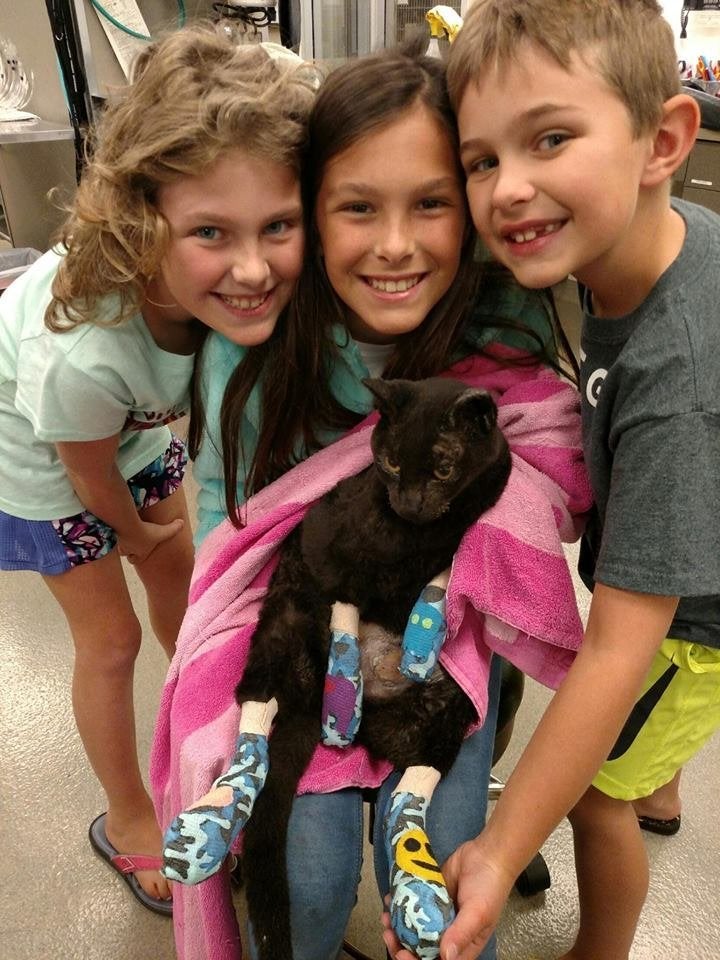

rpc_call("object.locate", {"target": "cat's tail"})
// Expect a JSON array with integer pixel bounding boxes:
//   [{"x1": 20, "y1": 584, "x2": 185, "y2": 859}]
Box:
[{"x1": 241, "y1": 710, "x2": 321, "y2": 960}]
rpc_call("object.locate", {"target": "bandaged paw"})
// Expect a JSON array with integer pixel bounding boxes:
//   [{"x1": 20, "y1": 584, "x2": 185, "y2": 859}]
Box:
[
  {"x1": 321, "y1": 627, "x2": 363, "y2": 746},
  {"x1": 162, "y1": 732, "x2": 269, "y2": 884},
  {"x1": 384, "y1": 790, "x2": 455, "y2": 959},
  {"x1": 401, "y1": 582, "x2": 447, "y2": 681}
]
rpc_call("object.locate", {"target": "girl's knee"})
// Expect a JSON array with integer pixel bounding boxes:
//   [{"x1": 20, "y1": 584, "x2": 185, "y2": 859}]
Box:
[
  {"x1": 136, "y1": 523, "x2": 194, "y2": 599},
  {"x1": 73, "y1": 613, "x2": 143, "y2": 673}
]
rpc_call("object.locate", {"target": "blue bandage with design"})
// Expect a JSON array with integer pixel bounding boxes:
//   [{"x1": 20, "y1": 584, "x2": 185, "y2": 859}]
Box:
[
  {"x1": 162, "y1": 732, "x2": 269, "y2": 884},
  {"x1": 401, "y1": 583, "x2": 447, "y2": 682},
  {"x1": 384, "y1": 790, "x2": 456, "y2": 959},
  {"x1": 321, "y1": 628, "x2": 363, "y2": 746}
]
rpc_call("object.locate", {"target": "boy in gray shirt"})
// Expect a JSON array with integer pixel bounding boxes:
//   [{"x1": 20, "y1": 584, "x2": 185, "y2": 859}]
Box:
[{"x1": 385, "y1": 3, "x2": 720, "y2": 959}]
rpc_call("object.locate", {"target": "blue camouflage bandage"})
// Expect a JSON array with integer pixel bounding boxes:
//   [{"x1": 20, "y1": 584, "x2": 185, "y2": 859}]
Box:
[
  {"x1": 162, "y1": 732, "x2": 269, "y2": 884},
  {"x1": 384, "y1": 790, "x2": 456, "y2": 959}
]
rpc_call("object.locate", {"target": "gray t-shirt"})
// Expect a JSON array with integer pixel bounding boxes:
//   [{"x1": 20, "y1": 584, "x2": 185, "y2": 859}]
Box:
[{"x1": 580, "y1": 199, "x2": 720, "y2": 649}]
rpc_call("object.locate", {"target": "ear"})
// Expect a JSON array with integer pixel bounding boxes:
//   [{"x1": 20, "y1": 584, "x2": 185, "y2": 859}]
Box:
[
  {"x1": 362, "y1": 378, "x2": 413, "y2": 415},
  {"x1": 641, "y1": 94, "x2": 700, "y2": 188},
  {"x1": 447, "y1": 388, "x2": 497, "y2": 435}
]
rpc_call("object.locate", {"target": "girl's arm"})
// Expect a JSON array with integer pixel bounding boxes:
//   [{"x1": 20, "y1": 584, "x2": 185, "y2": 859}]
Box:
[
  {"x1": 56, "y1": 435, "x2": 184, "y2": 565},
  {"x1": 385, "y1": 582, "x2": 678, "y2": 960}
]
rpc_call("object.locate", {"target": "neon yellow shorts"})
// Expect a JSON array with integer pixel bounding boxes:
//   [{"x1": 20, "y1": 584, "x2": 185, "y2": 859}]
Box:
[{"x1": 593, "y1": 637, "x2": 720, "y2": 801}]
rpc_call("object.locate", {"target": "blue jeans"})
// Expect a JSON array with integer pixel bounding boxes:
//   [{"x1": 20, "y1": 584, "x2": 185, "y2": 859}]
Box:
[{"x1": 248, "y1": 655, "x2": 502, "y2": 960}]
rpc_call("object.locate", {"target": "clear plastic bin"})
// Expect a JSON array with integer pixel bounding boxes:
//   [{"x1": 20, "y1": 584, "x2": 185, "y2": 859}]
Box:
[{"x1": 0, "y1": 246, "x2": 41, "y2": 292}]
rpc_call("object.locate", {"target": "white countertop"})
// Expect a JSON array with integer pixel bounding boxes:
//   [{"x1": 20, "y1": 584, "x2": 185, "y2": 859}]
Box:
[{"x1": 0, "y1": 118, "x2": 74, "y2": 145}]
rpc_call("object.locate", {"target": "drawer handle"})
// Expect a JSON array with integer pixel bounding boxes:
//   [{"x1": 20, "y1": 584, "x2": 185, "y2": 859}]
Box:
[{"x1": 690, "y1": 178, "x2": 713, "y2": 187}]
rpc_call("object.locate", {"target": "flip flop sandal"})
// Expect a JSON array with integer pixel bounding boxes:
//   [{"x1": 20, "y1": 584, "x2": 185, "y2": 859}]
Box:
[
  {"x1": 637, "y1": 813, "x2": 681, "y2": 836},
  {"x1": 88, "y1": 812, "x2": 173, "y2": 917}
]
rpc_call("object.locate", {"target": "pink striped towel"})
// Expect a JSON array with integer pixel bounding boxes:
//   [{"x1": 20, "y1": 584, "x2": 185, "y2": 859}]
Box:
[{"x1": 150, "y1": 351, "x2": 593, "y2": 960}]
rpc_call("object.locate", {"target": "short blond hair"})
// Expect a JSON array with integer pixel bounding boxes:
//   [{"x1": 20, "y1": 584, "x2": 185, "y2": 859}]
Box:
[
  {"x1": 448, "y1": 0, "x2": 679, "y2": 135},
  {"x1": 48, "y1": 24, "x2": 319, "y2": 330}
]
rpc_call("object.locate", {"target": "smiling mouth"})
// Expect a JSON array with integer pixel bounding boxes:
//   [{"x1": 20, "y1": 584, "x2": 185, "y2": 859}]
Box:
[
  {"x1": 506, "y1": 222, "x2": 564, "y2": 244},
  {"x1": 218, "y1": 291, "x2": 271, "y2": 310},
  {"x1": 365, "y1": 275, "x2": 423, "y2": 293}
]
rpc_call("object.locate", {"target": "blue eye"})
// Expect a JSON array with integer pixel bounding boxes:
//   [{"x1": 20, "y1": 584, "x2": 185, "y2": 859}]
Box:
[
  {"x1": 538, "y1": 132, "x2": 569, "y2": 151},
  {"x1": 195, "y1": 226, "x2": 218, "y2": 240},
  {"x1": 469, "y1": 156, "x2": 498, "y2": 174},
  {"x1": 264, "y1": 220, "x2": 289, "y2": 236}
]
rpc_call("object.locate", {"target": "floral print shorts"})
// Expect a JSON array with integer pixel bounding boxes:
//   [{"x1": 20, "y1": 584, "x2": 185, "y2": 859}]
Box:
[{"x1": 0, "y1": 435, "x2": 187, "y2": 576}]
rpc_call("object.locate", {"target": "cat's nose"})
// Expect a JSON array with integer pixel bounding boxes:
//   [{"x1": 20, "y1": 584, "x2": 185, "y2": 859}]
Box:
[{"x1": 391, "y1": 487, "x2": 429, "y2": 524}]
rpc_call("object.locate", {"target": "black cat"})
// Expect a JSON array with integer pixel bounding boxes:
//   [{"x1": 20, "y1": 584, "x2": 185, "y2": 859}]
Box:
[{"x1": 235, "y1": 376, "x2": 512, "y2": 959}]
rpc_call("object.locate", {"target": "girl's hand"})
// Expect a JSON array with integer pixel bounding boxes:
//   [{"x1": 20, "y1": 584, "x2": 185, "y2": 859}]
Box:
[{"x1": 118, "y1": 518, "x2": 185, "y2": 565}]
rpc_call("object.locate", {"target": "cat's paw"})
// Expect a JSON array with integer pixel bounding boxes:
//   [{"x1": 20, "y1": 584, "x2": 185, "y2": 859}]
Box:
[
  {"x1": 163, "y1": 801, "x2": 240, "y2": 884},
  {"x1": 162, "y1": 733, "x2": 270, "y2": 884},
  {"x1": 384, "y1": 790, "x2": 455, "y2": 960},
  {"x1": 388, "y1": 873, "x2": 455, "y2": 960},
  {"x1": 321, "y1": 629, "x2": 363, "y2": 746},
  {"x1": 401, "y1": 584, "x2": 447, "y2": 681},
  {"x1": 388, "y1": 829, "x2": 455, "y2": 959},
  {"x1": 384, "y1": 790, "x2": 455, "y2": 959}
]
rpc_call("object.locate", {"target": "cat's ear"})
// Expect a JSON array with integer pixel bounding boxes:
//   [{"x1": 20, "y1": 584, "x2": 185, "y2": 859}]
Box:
[
  {"x1": 362, "y1": 378, "x2": 413, "y2": 415},
  {"x1": 447, "y1": 389, "x2": 498, "y2": 435}
]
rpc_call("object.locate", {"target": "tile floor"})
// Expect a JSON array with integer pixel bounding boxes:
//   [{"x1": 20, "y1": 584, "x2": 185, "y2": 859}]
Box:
[{"x1": 2, "y1": 286, "x2": 719, "y2": 959}]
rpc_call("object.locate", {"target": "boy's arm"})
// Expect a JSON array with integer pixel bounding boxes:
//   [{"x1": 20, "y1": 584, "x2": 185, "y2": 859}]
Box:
[
  {"x1": 56, "y1": 436, "x2": 184, "y2": 565},
  {"x1": 384, "y1": 582, "x2": 679, "y2": 960}
]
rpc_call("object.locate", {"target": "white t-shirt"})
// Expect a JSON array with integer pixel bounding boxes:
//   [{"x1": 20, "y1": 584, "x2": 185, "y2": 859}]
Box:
[
  {"x1": 353, "y1": 338, "x2": 394, "y2": 378},
  {"x1": 0, "y1": 249, "x2": 194, "y2": 520}
]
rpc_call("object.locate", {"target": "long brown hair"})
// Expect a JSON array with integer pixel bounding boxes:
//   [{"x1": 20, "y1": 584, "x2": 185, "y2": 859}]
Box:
[{"x1": 218, "y1": 38, "x2": 567, "y2": 524}]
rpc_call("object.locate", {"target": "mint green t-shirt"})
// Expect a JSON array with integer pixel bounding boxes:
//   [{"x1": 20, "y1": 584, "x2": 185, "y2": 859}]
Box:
[{"x1": 0, "y1": 249, "x2": 194, "y2": 520}]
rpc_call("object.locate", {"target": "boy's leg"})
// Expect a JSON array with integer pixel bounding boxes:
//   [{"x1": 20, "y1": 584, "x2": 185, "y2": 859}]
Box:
[
  {"x1": 562, "y1": 637, "x2": 720, "y2": 960},
  {"x1": 562, "y1": 787, "x2": 648, "y2": 960},
  {"x1": 633, "y1": 768, "x2": 682, "y2": 831},
  {"x1": 43, "y1": 550, "x2": 170, "y2": 902}
]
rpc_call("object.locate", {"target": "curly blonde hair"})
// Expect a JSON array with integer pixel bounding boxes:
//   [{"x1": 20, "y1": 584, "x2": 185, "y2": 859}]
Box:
[{"x1": 47, "y1": 24, "x2": 320, "y2": 331}]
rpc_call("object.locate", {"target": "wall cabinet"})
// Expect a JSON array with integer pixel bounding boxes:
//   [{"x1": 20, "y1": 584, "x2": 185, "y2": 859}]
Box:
[{"x1": 673, "y1": 128, "x2": 720, "y2": 215}]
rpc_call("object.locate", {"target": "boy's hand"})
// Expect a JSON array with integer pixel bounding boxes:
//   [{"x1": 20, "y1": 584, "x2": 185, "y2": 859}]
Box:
[
  {"x1": 118, "y1": 518, "x2": 184, "y2": 565},
  {"x1": 433, "y1": 839, "x2": 513, "y2": 960},
  {"x1": 381, "y1": 840, "x2": 513, "y2": 960}
]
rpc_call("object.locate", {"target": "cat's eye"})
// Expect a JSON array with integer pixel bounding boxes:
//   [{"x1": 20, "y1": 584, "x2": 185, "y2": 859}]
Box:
[
  {"x1": 434, "y1": 463, "x2": 454, "y2": 481},
  {"x1": 381, "y1": 456, "x2": 401, "y2": 476}
]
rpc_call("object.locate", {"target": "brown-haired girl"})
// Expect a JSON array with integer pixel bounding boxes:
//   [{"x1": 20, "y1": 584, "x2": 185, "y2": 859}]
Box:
[{"x1": 173, "y1": 38, "x2": 575, "y2": 960}]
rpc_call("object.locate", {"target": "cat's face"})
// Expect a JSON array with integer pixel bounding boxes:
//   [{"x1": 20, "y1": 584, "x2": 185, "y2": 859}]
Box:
[{"x1": 365, "y1": 377, "x2": 504, "y2": 523}]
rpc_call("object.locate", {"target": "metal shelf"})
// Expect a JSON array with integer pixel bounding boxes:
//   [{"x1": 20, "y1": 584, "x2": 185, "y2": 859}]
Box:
[{"x1": 0, "y1": 119, "x2": 74, "y2": 145}]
